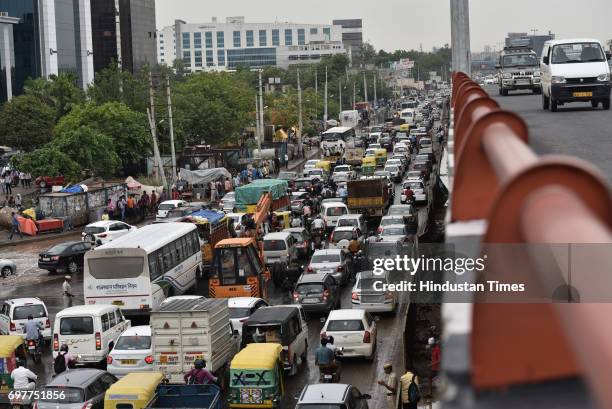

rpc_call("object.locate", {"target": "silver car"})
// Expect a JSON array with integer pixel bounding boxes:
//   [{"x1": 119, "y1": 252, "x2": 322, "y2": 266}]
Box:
[
  {"x1": 0, "y1": 259, "x2": 16, "y2": 277},
  {"x1": 377, "y1": 224, "x2": 412, "y2": 244},
  {"x1": 36, "y1": 369, "x2": 117, "y2": 409},
  {"x1": 306, "y1": 249, "x2": 351, "y2": 285},
  {"x1": 351, "y1": 270, "x2": 397, "y2": 313},
  {"x1": 296, "y1": 384, "x2": 371, "y2": 409}
]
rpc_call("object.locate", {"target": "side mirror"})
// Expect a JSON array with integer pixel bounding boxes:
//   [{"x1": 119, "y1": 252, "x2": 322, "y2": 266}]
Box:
[
  {"x1": 542, "y1": 56, "x2": 549, "y2": 65},
  {"x1": 233, "y1": 329, "x2": 240, "y2": 336},
  {"x1": 319, "y1": 317, "x2": 326, "y2": 324}
]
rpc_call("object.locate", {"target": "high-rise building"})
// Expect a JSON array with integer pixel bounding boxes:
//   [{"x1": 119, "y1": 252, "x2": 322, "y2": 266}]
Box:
[
  {"x1": 332, "y1": 19, "x2": 363, "y2": 64},
  {"x1": 157, "y1": 17, "x2": 346, "y2": 71},
  {"x1": 0, "y1": 12, "x2": 19, "y2": 102},
  {"x1": 90, "y1": 0, "x2": 157, "y2": 74},
  {"x1": 0, "y1": 0, "x2": 94, "y2": 97}
]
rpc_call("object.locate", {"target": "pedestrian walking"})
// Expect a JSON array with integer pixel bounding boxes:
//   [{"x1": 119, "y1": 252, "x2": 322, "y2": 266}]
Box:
[
  {"x1": 284, "y1": 153, "x2": 289, "y2": 170},
  {"x1": 62, "y1": 276, "x2": 74, "y2": 308},
  {"x1": 15, "y1": 194, "x2": 22, "y2": 210},
  {"x1": 3, "y1": 173, "x2": 12, "y2": 195},
  {"x1": 118, "y1": 196, "x2": 126, "y2": 221},
  {"x1": 429, "y1": 337, "x2": 441, "y2": 378},
  {"x1": 25, "y1": 173, "x2": 32, "y2": 188},
  {"x1": 377, "y1": 363, "x2": 398, "y2": 409},
  {"x1": 106, "y1": 198, "x2": 115, "y2": 220},
  {"x1": 150, "y1": 191, "x2": 158, "y2": 214},
  {"x1": 209, "y1": 180, "x2": 217, "y2": 202},
  {"x1": 8, "y1": 211, "x2": 22, "y2": 240},
  {"x1": 19, "y1": 171, "x2": 25, "y2": 188},
  {"x1": 399, "y1": 368, "x2": 421, "y2": 409}
]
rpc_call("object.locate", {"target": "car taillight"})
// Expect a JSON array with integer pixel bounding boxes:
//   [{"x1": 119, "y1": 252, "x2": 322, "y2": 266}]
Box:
[
  {"x1": 292, "y1": 291, "x2": 299, "y2": 301},
  {"x1": 51, "y1": 256, "x2": 60, "y2": 261},
  {"x1": 95, "y1": 332, "x2": 101, "y2": 350},
  {"x1": 27, "y1": 339, "x2": 35, "y2": 347},
  {"x1": 145, "y1": 355, "x2": 154, "y2": 365},
  {"x1": 323, "y1": 290, "x2": 329, "y2": 301},
  {"x1": 307, "y1": 266, "x2": 313, "y2": 272},
  {"x1": 98, "y1": 233, "x2": 107, "y2": 238},
  {"x1": 363, "y1": 330, "x2": 371, "y2": 343},
  {"x1": 106, "y1": 355, "x2": 113, "y2": 364},
  {"x1": 352, "y1": 292, "x2": 359, "y2": 300},
  {"x1": 9, "y1": 321, "x2": 15, "y2": 332},
  {"x1": 337, "y1": 265, "x2": 343, "y2": 272},
  {"x1": 53, "y1": 334, "x2": 59, "y2": 351},
  {"x1": 45, "y1": 318, "x2": 50, "y2": 328}
]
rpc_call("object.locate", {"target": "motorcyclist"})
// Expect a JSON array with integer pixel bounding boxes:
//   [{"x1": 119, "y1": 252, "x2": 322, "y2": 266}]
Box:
[
  {"x1": 315, "y1": 337, "x2": 337, "y2": 375},
  {"x1": 184, "y1": 359, "x2": 218, "y2": 385},
  {"x1": 312, "y1": 214, "x2": 326, "y2": 233},
  {"x1": 10, "y1": 359, "x2": 37, "y2": 391},
  {"x1": 23, "y1": 315, "x2": 43, "y2": 352},
  {"x1": 348, "y1": 232, "x2": 361, "y2": 255},
  {"x1": 337, "y1": 185, "x2": 348, "y2": 202}
]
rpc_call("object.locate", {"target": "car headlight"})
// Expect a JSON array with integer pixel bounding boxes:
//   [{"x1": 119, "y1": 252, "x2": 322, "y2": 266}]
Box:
[
  {"x1": 502, "y1": 72, "x2": 512, "y2": 79},
  {"x1": 552, "y1": 76, "x2": 566, "y2": 84},
  {"x1": 597, "y1": 73, "x2": 610, "y2": 82},
  {"x1": 533, "y1": 70, "x2": 541, "y2": 77}
]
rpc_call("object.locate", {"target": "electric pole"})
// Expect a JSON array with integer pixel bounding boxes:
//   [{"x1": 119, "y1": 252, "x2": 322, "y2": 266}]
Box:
[
  {"x1": 165, "y1": 76, "x2": 177, "y2": 182},
  {"x1": 297, "y1": 69, "x2": 303, "y2": 153},
  {"x1": 363, "y1": 72, "x2": 368, "y2": 104},
  {"x1": 450, "y1": 0, "x2": 471, "y2": 75},
  {"x1": 255, "y1": 95, "x2": 261, "y2": 152},
  {"x1": 314, "y1": 68, "x2": 318, "y2": 120},
  {"x1": 353, "y1": 81, "x2": 356, "y2": 109},
  {"x1": 373, "y1": 73, "x2": 377, "y2": 106},
  {"x1": 339, "y1": 80, "x2": 342, "y2": 112},
  {"x1": 148, "y1": 71, "x2": 167, "y2": 190},
  {"x1": 324, "y1": 66, "x2": 328, "y2": 125},
  {"x1": 258, "y1": 70, "x2": 264, "y2": 155}
]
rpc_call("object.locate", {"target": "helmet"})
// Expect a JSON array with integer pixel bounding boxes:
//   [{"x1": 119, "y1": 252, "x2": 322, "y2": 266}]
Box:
[
  {"x1": 60, "y1": 344, "x2": 69, "y2": 352},
  {"x1": 194, "y1": 359, "x2": 206, "y2": 369}
]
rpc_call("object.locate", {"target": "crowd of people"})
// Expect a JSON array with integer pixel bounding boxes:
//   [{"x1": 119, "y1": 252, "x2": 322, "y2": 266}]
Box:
[{"x1": 2, "y1": 170, "x2": 32, "y2": 196}]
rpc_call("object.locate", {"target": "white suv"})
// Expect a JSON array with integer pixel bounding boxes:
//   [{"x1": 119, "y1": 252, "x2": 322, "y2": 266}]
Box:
[
  {"x1": 541, "y1": 38, "x2": 611, "y2": 112},
  {"x1": 0, "y1": 298, "x2": 52, "y2": 342},
  {"x1": 82, "y1": 220, "x2": 137, "y2": 245}
]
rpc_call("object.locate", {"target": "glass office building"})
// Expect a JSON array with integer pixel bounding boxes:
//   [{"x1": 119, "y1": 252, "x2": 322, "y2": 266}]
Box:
[
  {"x1": 91, "y1": 0, "x2": 157, "y2": 73},
  {"x1": 0, "y1": 13, "x2": 19, "y2": 103}
]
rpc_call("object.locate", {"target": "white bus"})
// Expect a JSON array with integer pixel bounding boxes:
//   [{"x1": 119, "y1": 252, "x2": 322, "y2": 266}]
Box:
[
  {"x1": 84, "y1": 223, "x2": 202, "y2": 316},
  {"x1": 320, "y1": 126, "x2": 356, "y2": 155}
]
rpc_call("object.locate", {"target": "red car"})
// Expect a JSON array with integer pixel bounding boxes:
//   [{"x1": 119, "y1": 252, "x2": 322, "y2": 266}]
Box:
[{"x1": 35, "y1": 175, "x2": 65, "y2": 188}]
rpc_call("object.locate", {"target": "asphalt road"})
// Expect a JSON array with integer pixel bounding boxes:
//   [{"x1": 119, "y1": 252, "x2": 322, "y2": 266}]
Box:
[
  {"x1": 0, "y1": 132, "x2": 437, "y2": 408},
  {"x1": 485, "y1": 85, "x2": 612, "y2": 181}
]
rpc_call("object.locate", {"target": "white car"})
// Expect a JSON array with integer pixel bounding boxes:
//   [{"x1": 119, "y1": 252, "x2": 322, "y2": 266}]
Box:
[
  {"x1": 81, "y1": 221, "x2": 137, "y2": 245},
  {"x1": 156, "y1": 200, "x2": 188, "y2": 219},
  {"x1": 321, "y1": 309, "x2": 377, "y2": 359},
  {"x1": 303, "y1": 160, "x2": 320, "y2": 177},
  {"x1": 332, "y1": 165, "x2": 355, "y2": 182},
  {"x1": 228, "y1": 297, "x2": 268, "y2": 335},
  {"x1": 106, "y1": 325, "x2": 153, "y2": 377},
  {"x1": 321, "y1": 201, "x2": 349, "y2": 231},
  {"x1": 220, "y1": 191, "x2": 236, "y2": 213},
  {"x1": 351, "y1": 271, "x2": 397, "y2": 313},
  {"x1": 0, "y1": 298, "x2": 51, "y2": 342}
]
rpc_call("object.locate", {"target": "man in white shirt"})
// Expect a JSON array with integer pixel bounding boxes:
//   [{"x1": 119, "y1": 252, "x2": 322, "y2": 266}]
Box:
[
  {"x1": 11, "y1": 360, "x2": 37, "y2": 390},
  {"x1": 312, "y1": 215, "x2": 325, "y2": 230}
]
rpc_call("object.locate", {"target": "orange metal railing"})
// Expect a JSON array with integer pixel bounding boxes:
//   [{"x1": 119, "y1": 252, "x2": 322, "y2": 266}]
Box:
[{"x1": 450, "y1": 72, "x2": 612, "y2": 408}]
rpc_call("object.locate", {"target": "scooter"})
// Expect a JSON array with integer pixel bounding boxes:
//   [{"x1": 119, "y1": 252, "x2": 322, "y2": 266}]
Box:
[
  {"x1": 25, "y1": 338, "x2": 41, "y2": 364},
  {"x1": 318, "y1": 347, "x2": 344, "y2": 383}
]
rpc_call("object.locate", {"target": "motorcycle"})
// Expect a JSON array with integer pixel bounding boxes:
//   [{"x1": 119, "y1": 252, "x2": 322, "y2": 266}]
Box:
[
  {"x1": 25, "y1": 338, "x2": 41, "y2": 364},
  {"x1": 311, "y1": 227, "x2": 326, "y2": 251},
  {"x1": 318, "y1": 347, "x2": 343, "y2": 383}
]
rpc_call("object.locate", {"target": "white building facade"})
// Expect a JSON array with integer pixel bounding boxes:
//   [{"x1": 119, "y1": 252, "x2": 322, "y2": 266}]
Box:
[{"x1": 157, "y1": 16, "x2": 346, "y2": 71}]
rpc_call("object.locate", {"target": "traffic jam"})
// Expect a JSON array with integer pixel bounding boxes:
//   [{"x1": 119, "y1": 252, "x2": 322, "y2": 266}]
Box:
[{"x1": 0, "y1": 88, "x2": 449, "y2": 409}]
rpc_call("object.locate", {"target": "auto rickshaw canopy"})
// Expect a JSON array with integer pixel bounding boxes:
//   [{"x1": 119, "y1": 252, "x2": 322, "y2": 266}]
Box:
[{"x1": 231, "y1": 343, "x2": 283, "y2": 370}]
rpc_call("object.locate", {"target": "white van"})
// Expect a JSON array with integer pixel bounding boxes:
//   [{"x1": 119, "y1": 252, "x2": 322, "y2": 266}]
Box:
[
  {"x1": 0, "y1": 298, "x2": 51, "y2": 342},
  {"x1": 53, "y1": 305, "x2": 130, "y2": 365},
  {"x1": 400, "y1": 109, "x2": 415, "y2": 126},
  {"x1": 263, "y1": 232, "x2": 298, "y2": 267},
  {"x1": 540, "y1": 39, "x2": 611, "y2": 112},
  {"x1": 156, "y1": 200, "x2": 188, "y2": 220},
  {"x1": 321, "y1": 201, "x2": 349, "y2": 232}
]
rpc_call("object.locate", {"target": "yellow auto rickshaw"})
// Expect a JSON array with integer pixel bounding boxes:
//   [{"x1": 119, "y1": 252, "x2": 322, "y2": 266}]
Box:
[
  {"x1": 399, "y1": 123, "x2": 411, "y2": 133},
  {"x1": 361, "y1": 156, "x2": 376, "y2": 176},
  {"x1": 0, "y1": 336, "x2": 27, "y2": 395},
  {"x1": 315, "y1": 160, "x2": 332, "y2": 173},
  {"x1": 104, "y1": 372, "x2": 165, "y2": 409},
  {"x1": 228, "y1": 343, "x2": 285, "y2": 409},
  {"x1": 273, "y1": 210, "x2": 291, "y2": 230},
  {"x1": 374, "y1": 148, "x2": 388, "y2": 167}
]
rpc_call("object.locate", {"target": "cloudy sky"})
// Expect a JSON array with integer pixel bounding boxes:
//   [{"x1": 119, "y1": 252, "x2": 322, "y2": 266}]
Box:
[{"x1": 156, "y1": 0, "x2": 612, "y2": 52}]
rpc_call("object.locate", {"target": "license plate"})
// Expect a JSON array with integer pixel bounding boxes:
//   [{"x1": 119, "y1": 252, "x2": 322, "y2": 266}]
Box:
[
  {"x1": 268, "y1": 258, "x2": 280, "y2": 263},
  {"x1": 112, "y1": 301, "x2": 124, "y2": 306},
  {"x1": 302, "y1": 298, "x2": 319, "y2": 304},
  {"x1": 28, "y1": 345, "x2": 36, "y2": 350},
  {"x1": 323, "y1": 374, "x2": 333, "y2": 380},
  {"x1": 240, "y1": 388, "x2": 262, "y2": 404},
  {"x1": 42, "y1": 257, "x2": 50, "y2": 261},
  {"x1": 573, "y1": 91, "x2": 593, "y2": 97},
  {"x1": 121, "y1": 359, "x2": 137, "y2": 365}
]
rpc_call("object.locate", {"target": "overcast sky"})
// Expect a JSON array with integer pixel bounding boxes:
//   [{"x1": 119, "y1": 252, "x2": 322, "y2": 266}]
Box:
[{"x1": 156, "y1": 0, "x2": 612, "y2": 52}]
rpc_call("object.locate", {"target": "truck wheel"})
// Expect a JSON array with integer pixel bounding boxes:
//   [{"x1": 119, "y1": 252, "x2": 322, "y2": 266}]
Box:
[
  {"x1": 591, "y1": 100, "x2": 600, "y2": 108},
  {"x1": 501, "y1": 88, "x2": 508, "y2": 96},
  {"x1": 603, "y1": 99, "x2": 610, "y2": 110},
  {"x1": 542, "y1": 93, "x2": 549, "y2": 110}
]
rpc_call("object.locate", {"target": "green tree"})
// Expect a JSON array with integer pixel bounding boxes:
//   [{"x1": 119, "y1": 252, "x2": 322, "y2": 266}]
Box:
[
  {"x1": 12, "y1": 145, "x2": 81, "y2": 181},
  {"x1": 53, "y1": 126, "x2": 120, "y2": 177},
  {"x1": 0, "y1": 95, "x2": 55, "y2": 151},
  {"x1": 54, "y1": 102, "x2": 150, "y2": 174},
  {"x1": 173, "y1": 72, "x2": 255, "y2": 146},
  {"x1": 24, "y1": 73, "x2": 85, "y2": 119},
  {"x1": 87, "y1": 64, "x2": 149, "y2": 113}
]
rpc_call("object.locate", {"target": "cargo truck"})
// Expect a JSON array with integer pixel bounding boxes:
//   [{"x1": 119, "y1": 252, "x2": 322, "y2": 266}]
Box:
[
  {"x1": 151, "y1": 298, "x2": 240, "y2": 385},
  {"x1": 234, "y1": 179, "x2": 290, "y2": 213},
  {"x1": 347, "y1": 178, "x2": 391, "y2": 217}
]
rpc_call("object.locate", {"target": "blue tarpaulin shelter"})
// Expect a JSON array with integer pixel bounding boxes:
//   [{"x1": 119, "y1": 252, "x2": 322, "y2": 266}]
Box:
[{"x1": 190, "y1": 210, "x2": 225, "y2": 224}]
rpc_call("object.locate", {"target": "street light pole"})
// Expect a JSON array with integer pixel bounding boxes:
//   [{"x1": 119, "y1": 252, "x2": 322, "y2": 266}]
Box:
[
  {"x1": 324, "y1": 66, "x2": 328, "y2": 126},
  {"x1": 297, "y1": 68, "x2": 303, "y2": 154},
  {"x1": 165, "y1": 76, "x2": 177, "y2": 182},
  {"x1": 258, "y1": 69, "x2": 264, "y2": 154},
  {"x1": 339, "y1": 79, "x2": 342, "y2": 112},
  {"x1": 363, "y1": 71, "x2": 368, "y2": 103}
]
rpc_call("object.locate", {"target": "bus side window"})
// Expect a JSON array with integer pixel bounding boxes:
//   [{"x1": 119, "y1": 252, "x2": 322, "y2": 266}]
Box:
[
  {"x1": 175, "y1": 238, "x2": 183, "y2": 262},
  {"x1": 192, "y1": 231, "x2": 200, "y2": 254},
  {"x1": 109, "y1": 311, "x2": 117, "y2": 328},
  {"x1": 148, "y1": 253, "x2": 158, "y2": 280},
  {"x1": 156, "y1": 252, "x2": 164, "y2": 277},
  {"x1": 101, "y1": 314, "x2": 110, "y2": 332},
  {"x1": 163, "y1": 244, "x2": 173, "y2": 270}
]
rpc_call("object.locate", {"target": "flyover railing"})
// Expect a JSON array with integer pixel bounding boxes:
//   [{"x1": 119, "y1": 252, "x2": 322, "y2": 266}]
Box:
[{"x1": 447, "y1": 71, "x2": 612, "y2": 408}]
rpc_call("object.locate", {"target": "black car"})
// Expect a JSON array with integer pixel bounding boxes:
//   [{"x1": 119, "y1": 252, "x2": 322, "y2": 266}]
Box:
[
  {"x1": 38, "y1": 241, "x2": 91, "y2": 274},
  {"x1": 37, "y1": 369, "x2": 117, "y2": 409},
  {"x1": 292, "y1": 273, "x2": 340, "y2": 313}
]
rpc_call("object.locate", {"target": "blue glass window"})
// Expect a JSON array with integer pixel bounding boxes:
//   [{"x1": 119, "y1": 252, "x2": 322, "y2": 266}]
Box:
[
  {"x1": 217, "y1": 31, "x2": 225, "y2": 48},
  {"x1": 284, "y1": 29, "x2": 293, "y2": 46},
  {"x1": 205, "y1": 32, "x2": 213, "y2": 48},
  {"x1": 323, "y1": 27, "x2": 331, "y2": 38},
  {"x1": 310, "y1": 28, "x2": 317, "y2": 35},
  {"x1": 193, "y1": 32, "x2": 201, "y2": 49},
  {"x1": 194, "y1": 50, "x2": 202, "y2": 67},
  {"x1": 233, "y1": 31, "x2": 241, "y2": 47},
  {"x1": 218, "y1": 50, "x2": 226, "y2": 66},
  {"x1": 246, "y1": 31, "x2": 254, "y2": 47},
  {"x1": 259, "y1": 30, "x2": 267, "y2": 46},
  {"x1": 227, "y1": 48, "x2": 277, "y2": 70},
  {"x1": 182, "y1": 33, "x2": 190, "y2": 49},
  {"x1": 206, "y1": 50, "x2": 214, "y2": 66},
  {"x1": 183, "y1": 50, "x2": 191, "y2": 64},
  {"x1": 298, "y1": 29, "x2": 305, "y2": 45}
]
